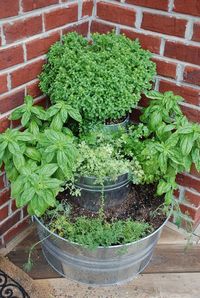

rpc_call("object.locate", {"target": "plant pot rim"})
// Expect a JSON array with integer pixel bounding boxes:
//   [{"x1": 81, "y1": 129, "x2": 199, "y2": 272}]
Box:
[
  {"x1": 74, "y1": 172, "x2": 130, "y2": 183},
  {"x1": 104, "y1": 114, "x2": 129, "y2": 127},
  {"x1": 33, "y1": 210, "x2": 171, "y2": 249}
]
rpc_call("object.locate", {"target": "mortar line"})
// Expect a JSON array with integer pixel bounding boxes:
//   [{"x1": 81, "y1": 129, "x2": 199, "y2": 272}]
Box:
[
  {"x1": 102, "y1": 0, "x2": 200, "y2": 21},
  {"x1": 91, "y1": 19, "x2": 200, "y2": 46}
]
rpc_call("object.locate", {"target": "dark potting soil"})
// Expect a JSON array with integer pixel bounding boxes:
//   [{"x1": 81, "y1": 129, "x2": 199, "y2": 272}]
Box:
[
  {"x1": 57, "y1": 183, "x2": 166, "y2": 231},
  {"x1": 105, "y1": 114, "x2": 128, "y2": 125}
]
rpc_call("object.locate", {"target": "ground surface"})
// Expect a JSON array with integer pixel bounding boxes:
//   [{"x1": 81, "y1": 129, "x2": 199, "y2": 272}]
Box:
[{"x1": 5, "y1": 224, "x2": 200, "y2": 298}]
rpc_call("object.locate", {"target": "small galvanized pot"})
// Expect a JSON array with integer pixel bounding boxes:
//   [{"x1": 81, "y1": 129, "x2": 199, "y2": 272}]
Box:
[
  {"x1": 72, "y1": 173, "x2": 130, "y2": 212},
  {"x1": 104, "y1": 115, "x2": 129, "y2": 132},
  {"x1": 34, "y1": 215, "x2": 169, "y2": 286}
]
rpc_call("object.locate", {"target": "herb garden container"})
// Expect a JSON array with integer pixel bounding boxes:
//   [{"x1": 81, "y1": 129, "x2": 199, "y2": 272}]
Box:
[
  {"x1": 104, "y1": 115, "x2": 129, "y2": 132},
  {"x1": 71, "y1": 173, "x2": 130, "y2": 212},
  {"x1": 34, "y1": 215, "x2": 169, "y2": 286}
]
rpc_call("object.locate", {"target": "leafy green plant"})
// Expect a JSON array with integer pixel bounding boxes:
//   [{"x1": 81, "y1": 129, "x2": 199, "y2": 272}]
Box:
[
  {"x1": 119, "y1": 91, "x2": 200, "y2": 206},
  {"x1": 46, "y1": 101, "x2": 82, "y2": 131},
  {"x1": 74, "y1": 140, "x2": 144, "y2": 185},
  {"x1": 10, "y1": 95, "x2": 46, "y2": 136},
  {"x1": 0, "y1": 96, "x2": 81, "y2": 216},
  {"x1": 39, "y1": 32, "x2": 156, "y2": 126},
  {"x1": 47, "y1": 214, "x2": 152, "y2": 249}
]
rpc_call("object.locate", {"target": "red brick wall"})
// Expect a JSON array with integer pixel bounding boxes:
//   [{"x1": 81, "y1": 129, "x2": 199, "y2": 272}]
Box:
[
  {"x1": 1, "y1": 0, "x2": 200, "y2": 248},
  {"x1": 0, "y1": 0, "x2": 93, "y2": 248},
  {"x1": 92, "y1": 0, "x2": 200, "y2": 229}
]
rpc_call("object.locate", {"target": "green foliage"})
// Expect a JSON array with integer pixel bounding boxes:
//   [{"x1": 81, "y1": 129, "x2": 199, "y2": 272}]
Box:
[
  {"x1": 75, "y1": 140, "x2": 144, "y2": 185},
  {"x1": 48, "y1": 214, "x2": 152, "y2": 249},
  {"x1": 39, "y1": 32, "x2": 156, "y2": 125},
  {"x1": 120, "y1": 91, "x2": 200, "y2": 206},
  {"x1": 38, "y1": 129, "x2": 78, "y2": 180},
  {"x1": 11, "y1": 162, "x2": 63, "y2": 216},
  {"x1": 46, "y1": 101, "x2": 82, "y2": 131},
  {"x1": 9, "y1": 95, "x2": 46, "y2": 136},
  {"x1": 0, "y1": 96, "x2": 79, "y2": 216}
]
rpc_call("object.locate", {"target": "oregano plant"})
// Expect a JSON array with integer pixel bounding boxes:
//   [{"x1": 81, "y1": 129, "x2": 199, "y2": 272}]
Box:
[{"x1": 39, "y1": 32, "x2": 156, "y2": 126}]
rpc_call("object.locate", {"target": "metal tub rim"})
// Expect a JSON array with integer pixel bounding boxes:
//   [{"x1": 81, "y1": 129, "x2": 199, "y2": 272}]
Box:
[
  {"x1": 74, "y1": 172, "x2": 130, "y2": 190},
  {"x1": 74, "y1": 172, "x2": 129, "y2": 183},
  {"x1": 33, "y1": 212, "x2": 170, "y2": 250},
  {"x1": 104, "y1": 115, "x2": 130, "y2": 130}
]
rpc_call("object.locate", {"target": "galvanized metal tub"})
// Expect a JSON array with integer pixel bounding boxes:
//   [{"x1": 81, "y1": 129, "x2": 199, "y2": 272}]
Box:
[
  {"x1": 72, "y1": 173, "x2": 130, "y2": 211},
  {"x1": 104, "y1": 115, "x2": 129, "y2": 132},
  {"x1": 34, "y1": 215, "x2": 169, "y2": 286}
]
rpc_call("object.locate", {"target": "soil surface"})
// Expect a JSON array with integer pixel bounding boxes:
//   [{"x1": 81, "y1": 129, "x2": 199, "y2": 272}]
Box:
[
  {"x1": 105, "y1": 114, "x2": 128, "y2": 125},
  {"x1": 57, "y1": 183, "x2": 166, "y2": 230}
]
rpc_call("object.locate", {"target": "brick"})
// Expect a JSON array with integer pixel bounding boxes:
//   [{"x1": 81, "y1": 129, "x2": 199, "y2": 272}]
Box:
[
  {"x1": 176, "y1": 173, "x2": 200, "y2": 193},
  {"x1": 0, "y1": 175, "x2": 5, "y2": 190},
  {"x1": 190, "y1": 164, "x2": 200, "y2": 179},
  {"x1": 11, "y1": 59, "x2": 44, "y2": 89},
  {"x1": 22, "y1": 0, "x2": 58, "y2": 12},
  {"x1": 11, "y1": 119, "x2": 21, "y2": 129},
  {"x1": 3, "y1": 217, "x2": 30, "y2": 244},
  {"x1": 3, "y1": 15, "x2": 43, "y2": 44},
  {"x1": 0, "y1": 205, "x2": 9, "y2": 221},
  {"x1": 62, "y1": 22, "x2": 89, "y2": 37},
  {"x1": 97, "y1": 2, "x2": 136, "y2": 27},
  {"x1": 0, "y1": 45, "x2": 24, "y2": 71},
  {"x1": 164, "y1": 41, "x2": 200, "y2": 66},
  {"x1": 159, "y1": 80, "x2": 200, "y2": 106},
  {"x1": 185, "y1": 190, "x2": 200, "y2": 208},
  {"x1": 0, "y1": 75, "x2": 8, "y2": 95},
  {"x1": 183, "y1": 66, "x2": 200, "y2": 86},
  {"x1": 91, "y1": 20, "x2": 115, "y2": 34},
  {"x1": 0, "y1": 210, "x2": 20, "y2": 235},
  {"x1": 171, "y1": 214, "x2": 197, "y2": 231},
  {"x1": 130, "y1": 108, "x2": 142, "y2": 123},
  {"x1": 82, "y1": 0, "x2": 93, "y2": 17},
  {"x1": 152, "y1": 58, "x2": 177, "y2": 79},
  {"x1": 121, "y1": 29, "x2": 161, "y2": 54},
  {"x1": 44, "y1": 4, "x2": 78, "y2": 31},
  {"x1": 0, "y1": 189, "x2": 11, "y2": 207},
  {"x1": 139, "y1": 94, "x2": 150, "y2": 107},
  {"x1": 34, "y1": 96, "x2": 48, "y2": 109},
  {"x1": 174, "y1": 0, "x2": 200, "y2": 17},
  {"x1": 11, "y1": 200, "x2": 17, "y2": 213},
  {"x1": 0, "y1": 0, "x2": 19, "y2": 19},
  {"x1": 179, "y1": 204, "x2": 200, "y2": 221},
  {"x1": 173, "y1": 189, "x2": 180, "y2": 198},
  {"x1": 0, "y1": 88, "x2": 25, "y2": 114},
  {"x1": 192, "y1": 23, "x2": 200, "y2": 42},
  {"x1": 0, "y1": 116, "x2": 10, "y2": 133},
  {"x1": 26, "y1": 80, "x2": 42, "y2": 98},
  {"x1": 23, "y1": 206, "x2": 28, "y2": 217},
  {"x1": 126, "y1": 0, "x2": 168, "y2": 11},
  {"x1": 181, "y1": 105, "x2": 200, "y2": 123},
  {"x1": 142, "y1": 13, "x2": 187, "y2": 38},
  {"x1": 26, "y1": 32, "x2": 60, "y2": 60}
]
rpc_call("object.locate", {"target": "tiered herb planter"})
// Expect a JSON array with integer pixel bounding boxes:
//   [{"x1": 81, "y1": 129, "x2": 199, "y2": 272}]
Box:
[
  {"x1": 1, "y1": 32, "x2": 199, "y2": 288},
  {"x1": 34, "y1": 215, "x2": 169, "y2": 285},
  {"x1": 72, "y1": 174, "x2": 130, "y2": 211}
]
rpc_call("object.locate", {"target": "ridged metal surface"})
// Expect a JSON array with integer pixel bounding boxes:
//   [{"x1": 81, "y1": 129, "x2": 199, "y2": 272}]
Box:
[
  {"x1": 72, "y1": 174, "x2": 130, "y2": 211},
  {"x1": 34, "y1": 216, "x2": 168, "y2": 286}
]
